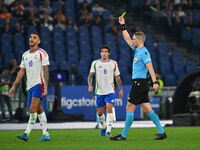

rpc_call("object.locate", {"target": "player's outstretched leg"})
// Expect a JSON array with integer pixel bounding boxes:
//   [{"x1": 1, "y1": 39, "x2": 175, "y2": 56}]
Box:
[
  {"x1": 110, "y1": 112, "x2": 134, "y2": 141},
  {"x1": 17, "y1": 133, "x2": 29, "y2": 141},
  {"x1": 37, "y1": 112, "x2": 51, "y2": 141},
  {"x1": 147, "y1": 110, "x2": 167, "y2": 140},
  {"x1": 17, "y1": 113, "x2": 37, "y2": 141}
]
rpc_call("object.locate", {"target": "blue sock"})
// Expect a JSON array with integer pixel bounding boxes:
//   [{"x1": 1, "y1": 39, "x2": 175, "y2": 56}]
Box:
[
  {"x1": 147, "y1": 110, "x2": 164, "y2": 134},
  {"x1": 121, "y1": 112, "x2": 134, "y2": 138}
]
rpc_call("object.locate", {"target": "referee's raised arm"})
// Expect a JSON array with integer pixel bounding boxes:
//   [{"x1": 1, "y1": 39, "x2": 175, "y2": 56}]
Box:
[{"x1": 118, "y1": 16, "x2": 133, "y2": 49}]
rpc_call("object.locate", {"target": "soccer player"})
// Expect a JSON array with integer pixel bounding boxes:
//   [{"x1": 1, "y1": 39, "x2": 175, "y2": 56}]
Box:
[
  {"x1": 110, "y1": 17, "x2": 167, "y2": 141},
  {"x1": 9, "y1": 32, "x2": 51, "y2": 142},
  {"x1": 88, "y1": 45, "x2": 123, "y2": 137}
]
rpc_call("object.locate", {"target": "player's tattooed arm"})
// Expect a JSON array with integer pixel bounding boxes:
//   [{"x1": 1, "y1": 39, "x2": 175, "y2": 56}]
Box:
[
  {"x1": 115, "y1": 75, "x2": 123, "y2": 99},
  {"x1": 43, "y1": 65, "x2": 49, "y2": 86},
  {"x1": 115, "y1": 75, "x2": 123, "y2": 90},
  {"x1": 88, "y1": 72, "x2": 95, "y2": 86}
]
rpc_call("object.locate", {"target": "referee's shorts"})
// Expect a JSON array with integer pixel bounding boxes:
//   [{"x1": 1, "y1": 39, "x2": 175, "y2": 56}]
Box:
[{"x1": 128, "y1": 79, "x2": 149, "y2": 105}]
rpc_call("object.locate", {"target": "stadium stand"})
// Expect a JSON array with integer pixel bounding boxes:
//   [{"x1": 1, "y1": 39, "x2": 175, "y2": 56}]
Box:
[{"x1": 0, "y1": 0, "x2": 198, "y2": 86}]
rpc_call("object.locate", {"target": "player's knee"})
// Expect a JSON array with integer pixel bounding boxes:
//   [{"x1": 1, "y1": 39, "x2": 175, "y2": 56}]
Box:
[
  {"x1": 106, "y1": 107, "x2": 112, "y2": 113},
  {"x1": 98, "y1": 112, "x2": 104, "y2": 116},
  {"x1": 30, "y1": 105, "x2": 37, "y2": 113}
]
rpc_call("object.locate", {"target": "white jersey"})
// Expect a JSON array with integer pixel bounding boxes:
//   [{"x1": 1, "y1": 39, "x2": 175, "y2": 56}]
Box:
[
  {"x1": 90, "y1": 59, "x2": 120, "y2": 95},
  {"x1": 20, "y1": 48, "x2": 50, "y2": 90}
]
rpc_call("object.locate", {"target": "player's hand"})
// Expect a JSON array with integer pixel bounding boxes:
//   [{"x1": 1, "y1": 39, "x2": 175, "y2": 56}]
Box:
[
  {"x1": 153, "y1": 83, "x2": 159, "y2": 92},
  {"x1": 42, "y1": 85, "x2": 48, "y2": 96},
  {"x1": 88, "y1": 85, "x2": 93, "y2": 93},
  {"x1": 119, "y1": 90, "x2": 123, "y2": 99},
  {"x1": 118, "y1": 16, "x2": 125, "y2": 25},
  {"x1": 9, "y1": 87, "x2": 15, "y2": 98}
]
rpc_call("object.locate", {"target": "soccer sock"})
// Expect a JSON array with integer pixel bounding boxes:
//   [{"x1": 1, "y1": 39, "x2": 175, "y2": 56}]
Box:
[
  {"x1": 121, "y1": 112, "x2": 134, "y2": 138},
  {"x1": 25, "y1": 113, "x2": 37, "y2": 135},
  {"x1": 99, "y1": 114, "x2": 106, "y2": 129},
  {"x1": 147, "y1": 110, "x2": 164, "y2": 134},
  {"x1": 38, "y1": 112, "x2": 49, "y2": 136},
  {"x1": 106, "y1": 113, "x2": 113, "y2": 133}
]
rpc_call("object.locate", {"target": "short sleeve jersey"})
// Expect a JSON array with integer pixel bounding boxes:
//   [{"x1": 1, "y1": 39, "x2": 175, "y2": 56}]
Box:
[
  {"x1": 20, "y1": 48, "x2": 50, "y2": 90},
  {"x1": 90, "y1": 59, "x2": 120, "y2": 95},
  {"x1": 132, "y1": 46, "x2": 152, "y2": 79}
]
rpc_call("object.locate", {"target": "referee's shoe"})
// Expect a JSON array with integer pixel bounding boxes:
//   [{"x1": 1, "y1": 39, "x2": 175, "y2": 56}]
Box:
[
  {"x1": 110, "y1": 134, "x2": 126, "y2": 141},
  {"x1": 154, "y1": 132, "x2": 167, "y2": 140}
]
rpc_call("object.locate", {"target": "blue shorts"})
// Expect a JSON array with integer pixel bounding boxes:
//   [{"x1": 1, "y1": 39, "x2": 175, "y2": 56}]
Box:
[
  {"x1": 27, "y1": 84, "x2": 45, "y2": 107},
  {"x1": 96, "y1": 93, "x2": 115, "y2": 108}
]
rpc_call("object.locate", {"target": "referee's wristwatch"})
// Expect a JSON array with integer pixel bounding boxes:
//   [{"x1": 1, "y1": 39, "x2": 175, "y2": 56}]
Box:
[{"x1": 153, "y1": 81, "x2": 159, "y2": 85}]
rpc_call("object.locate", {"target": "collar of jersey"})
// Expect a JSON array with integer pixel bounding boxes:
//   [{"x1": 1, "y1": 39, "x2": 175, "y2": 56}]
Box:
[
  {"x1": 29, "y1": 47, "x2": 40, "y2": 54},
  {"x1": 100, "y1": 59, "x2": 110, "y2": 63}
]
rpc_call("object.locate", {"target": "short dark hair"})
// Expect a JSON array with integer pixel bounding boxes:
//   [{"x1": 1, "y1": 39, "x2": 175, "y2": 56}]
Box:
[
  {"x1": 31, "y1": 32, "x2": 40, "y2": 39},
  {"x1": 100, "y1": 45, "x2": 111, "y2": 53}
]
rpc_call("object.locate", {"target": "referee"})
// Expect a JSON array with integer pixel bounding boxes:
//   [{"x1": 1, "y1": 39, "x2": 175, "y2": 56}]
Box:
[{"x1": 110, "y1": 16, "x2": 167, "y2": 141}]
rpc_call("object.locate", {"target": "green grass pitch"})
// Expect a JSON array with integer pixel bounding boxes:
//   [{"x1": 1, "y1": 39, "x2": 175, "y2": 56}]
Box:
[{"x1": 0, "y1": 127, "x2": 200, "y2": 150}]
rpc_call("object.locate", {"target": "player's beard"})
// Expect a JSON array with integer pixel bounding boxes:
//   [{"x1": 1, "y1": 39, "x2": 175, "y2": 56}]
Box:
[
  {"x1": 29, "y1": 41, "x2": 35, "y2": 47},
  {"x1": 102, "y1": 55, "x2": 108, "y2": 60}
]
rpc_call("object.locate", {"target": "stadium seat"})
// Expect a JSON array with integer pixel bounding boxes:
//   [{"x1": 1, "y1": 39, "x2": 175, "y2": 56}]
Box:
[
  {"x1": 91, "y1": 25, "x2": 102, "y2": 36},
  {"x1": 78, "y1": 60, "x2": 89, "y2": 77},
  {"x1": 14, "y1": 42, "x2": 25, "y2": 54},
  {"x1": 0, "y1": 54, "x2": 3, "y2": 69},
  {"x1": 10, "y1": 17, "x2": 20, "y2": 32},
  {"x1": 1, "y1": 33, "x2": 11, "y2": 44},
  {"x1": 159, "y1": 61, "x2": 176, "y2": 86},
  {"x1": 54, "y1": 42, "x2": 65, "y2": 54},
  {"x1": 181, "y1": 28, "x2": 192, "y2": 46},
  {"x1": 59, "y1": 60, "x2": 70, "y2": 70},
  {"x1": 53, "y1": 26, "x2": 64, "y2": 35},
  {"x1": 185, "y1": 60, "x2": 196, "y2": 73},
  {"x1": 14, "y1": 33, "x2": 24, "y2": 44},
  {"x1": 49, "y1": 61, "x2": 57, "y2": 71},
  {"x1": 40, "y1": 26, "x2": 51, "y2": 37},
  {"x1": 102, "y1": 10, "x2": 112, "y2": 22},
  {"x1": 171, "y1": 51, "x2": 185, "y2": 82},
  {"x1": 3, "y1": 52, "x2": 15, "y2": 66},
  {"x1": 55, "y1": 52, "x2": 66, "y2": 65},
  {"x1": 121, "y1": 74, "x2": 132, "y2": 85},
  {"x1": 91, "y1": 10, "x2": 100, "y2": 17},
  {"x1": 0, "y1": 18, "x2": 6, "y2": 33},
  {"x1": 192, "y1": 28, "x2": 200, "y2": 48},
  {"x1": 52, "y1": 1, "x2": 62, "y2": 11},
  {"x1": 104, "y1": 25, "x2": 111, "y2": 33}
]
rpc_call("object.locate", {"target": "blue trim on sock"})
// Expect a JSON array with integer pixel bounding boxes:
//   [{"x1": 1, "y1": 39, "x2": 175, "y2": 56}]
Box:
[
  {"x1": 121, "y1": 112, "x2": 134, "y2": 138},
  {"x1": 148, "y1": 110, "x2": 164, "y2": 134}
]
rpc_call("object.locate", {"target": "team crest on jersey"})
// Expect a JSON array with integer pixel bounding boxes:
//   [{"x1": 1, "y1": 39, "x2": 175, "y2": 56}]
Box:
[
  {"x1": 104, "y1": 69, "x2": 107, "y2": 74},
  {"x1": 34, "y1": 55, "x2": 37, "y2": 59},
  {"x1": 134, "y1": 57, "x2": 138, "y2": 63}
]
